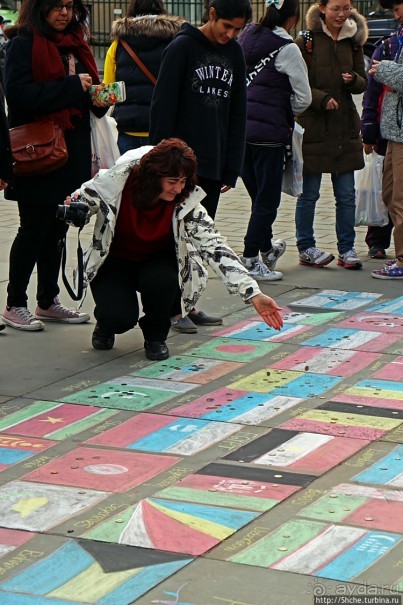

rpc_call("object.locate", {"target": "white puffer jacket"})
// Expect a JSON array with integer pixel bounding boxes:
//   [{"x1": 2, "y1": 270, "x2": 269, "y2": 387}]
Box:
[{"x1": 71, "y1": 146, "x2": 261, "y2": 312}]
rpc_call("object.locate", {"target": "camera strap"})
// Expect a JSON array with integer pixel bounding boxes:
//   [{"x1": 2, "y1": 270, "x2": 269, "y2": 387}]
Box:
[{"x1": 60, "y1": 229, "x2": 84, "y2": 301}]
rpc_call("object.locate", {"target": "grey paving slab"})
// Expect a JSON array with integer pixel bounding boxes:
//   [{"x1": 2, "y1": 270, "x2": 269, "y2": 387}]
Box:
[
  {"x1": 133, "y1": 558, "x2": 401, "y2": 605},
  {"x1": 206, "y1": 441, "x2": 403, "y2": 592}
]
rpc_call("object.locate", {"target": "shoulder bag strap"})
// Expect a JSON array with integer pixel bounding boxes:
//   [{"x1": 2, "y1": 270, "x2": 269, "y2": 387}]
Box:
[
  {"x1": 60, "y1": 230, "x2": 84, "y2": 302},
  {"x1": 246, "y1": 44, "x2": 289, "y2": 87},
  {"x1": 119, "y1": 39, "x2": 157, "y2": 85}
]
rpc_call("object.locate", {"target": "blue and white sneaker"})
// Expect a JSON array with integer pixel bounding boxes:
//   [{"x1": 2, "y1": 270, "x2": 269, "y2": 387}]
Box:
[
  {"x1": 299, "y1": 247, "x2": 335, "y2": 268},
  {"x1": 337, "y1": 249, "x2": 362, "y2": 270},
  {"x1": 241, "y1": 256, "x2": 283, "y2": 281},
  {"x1": 262, "y1": 239, "x2": 286, "y2": 270}
]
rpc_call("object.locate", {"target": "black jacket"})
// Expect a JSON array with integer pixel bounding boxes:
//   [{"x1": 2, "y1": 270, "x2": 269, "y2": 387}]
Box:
[
  {"x1": 4, "y1": 32, "x2": 105, "y2": 205},
  {"x1": 109, "y1": 14, "x2": 184, "y2": 133},
  {"x1": 149, "y1": 23, "x2": 247, "y2": 187}
]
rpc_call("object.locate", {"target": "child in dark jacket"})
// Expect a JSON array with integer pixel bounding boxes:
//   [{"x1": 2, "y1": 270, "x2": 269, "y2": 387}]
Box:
[{"x1": 368, "y1": 0, "x2": 403, "y2": 279}]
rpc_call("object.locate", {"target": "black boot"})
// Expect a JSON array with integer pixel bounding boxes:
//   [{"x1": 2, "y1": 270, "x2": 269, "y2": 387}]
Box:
[
  {"x1": 92, "y1": 324, "x2": 115, "y2": 350},
  {"x1": 144, "y1": 340, "x2": 169, "y2": 361}
]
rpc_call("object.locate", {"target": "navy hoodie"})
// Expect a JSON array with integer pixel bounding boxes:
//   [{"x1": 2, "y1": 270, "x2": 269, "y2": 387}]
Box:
[{"x1": 149, "y1": 22, "x2": 247, "y2": 187}]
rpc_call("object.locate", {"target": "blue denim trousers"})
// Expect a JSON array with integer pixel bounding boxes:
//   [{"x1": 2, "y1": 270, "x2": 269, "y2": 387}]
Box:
[
  {"x1": 117, "y1": 133, "x2": 149, "y2": 155},
  {"x1": 295, "y1": 171, "x2": 356, "y2": 254}
]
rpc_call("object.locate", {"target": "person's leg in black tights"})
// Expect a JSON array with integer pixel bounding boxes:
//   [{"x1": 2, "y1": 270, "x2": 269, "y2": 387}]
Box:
[{"x1": 7, "y1": 201, "x2": 67, "y2": 308}]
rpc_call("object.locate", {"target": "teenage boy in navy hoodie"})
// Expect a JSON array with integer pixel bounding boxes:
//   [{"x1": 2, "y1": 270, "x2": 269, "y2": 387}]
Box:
[{"x1": 149, "y1": 0, "x2": 252, "y2": 332}]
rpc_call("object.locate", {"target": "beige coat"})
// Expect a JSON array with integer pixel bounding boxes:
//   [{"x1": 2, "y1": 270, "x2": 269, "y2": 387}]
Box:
[{"x1": 295, "y1": 6, "x2": 368, "y2": 174}]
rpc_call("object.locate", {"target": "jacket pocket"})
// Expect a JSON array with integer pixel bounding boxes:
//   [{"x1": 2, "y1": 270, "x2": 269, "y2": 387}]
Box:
[
  {"x1": 297, "y1": 113, "x2": 327, "y2": 143},
  {"x1": 350, "y1": 108, "x2": 361, "y2": 138},
  {"x1": 348, "y1": 101, "x2": 361, "y2": 139}
]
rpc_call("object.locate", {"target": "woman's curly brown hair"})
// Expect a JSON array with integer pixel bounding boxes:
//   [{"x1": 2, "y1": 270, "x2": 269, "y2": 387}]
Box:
[{"x1": 127, "y1": 138, "x2": 198, "y2": 208}]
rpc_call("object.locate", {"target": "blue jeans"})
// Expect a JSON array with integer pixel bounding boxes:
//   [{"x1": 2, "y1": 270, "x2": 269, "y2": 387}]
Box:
[
  {"x1": 295, "y1": 171, "x2": 356, "y2": 254},
  {"x1": 117, "y1": 133, "x2": 149, "y2": 155}
]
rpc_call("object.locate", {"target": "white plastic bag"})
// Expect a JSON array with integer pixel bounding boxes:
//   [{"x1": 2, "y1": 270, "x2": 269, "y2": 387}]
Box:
[
  {"x1": 90, "y1": 111, "x2": 120, "y2": 177},
  {"x1": 355, "y1": 152, "x2": 388, "y2": 226},
  {"x1": 282, "y1": 122, "x2": 304, "y2": 197}
]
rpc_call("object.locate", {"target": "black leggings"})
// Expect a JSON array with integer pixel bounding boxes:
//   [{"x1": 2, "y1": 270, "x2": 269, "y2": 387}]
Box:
[
  {"x1": 90, "y1": 254, "x2": 180, "y2": 341},
  {"x1": 7, "y1": 201, "x2": 68, "y2": 309}
]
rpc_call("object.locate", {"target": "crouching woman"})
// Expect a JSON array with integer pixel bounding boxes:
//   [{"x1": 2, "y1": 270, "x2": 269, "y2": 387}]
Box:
[{"x1": 67, "y1": 138, "x2": 283, "y2": 360}]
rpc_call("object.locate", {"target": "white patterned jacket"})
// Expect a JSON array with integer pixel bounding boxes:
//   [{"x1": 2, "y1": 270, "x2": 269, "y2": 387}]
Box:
[{"x1": 71, "y1": 146, "x2": 261, "y2": 313}]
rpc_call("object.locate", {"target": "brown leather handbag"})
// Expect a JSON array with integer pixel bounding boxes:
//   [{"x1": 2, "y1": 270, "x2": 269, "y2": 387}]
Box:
[{"x1": 9, "y1": 120, "x2": 68, "y2": 176}]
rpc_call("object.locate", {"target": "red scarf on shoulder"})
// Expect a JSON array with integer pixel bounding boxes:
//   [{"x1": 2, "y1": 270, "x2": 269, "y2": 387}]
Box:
[{"x1": 32, "y1": 29, "x2": 100, "y2": 128}]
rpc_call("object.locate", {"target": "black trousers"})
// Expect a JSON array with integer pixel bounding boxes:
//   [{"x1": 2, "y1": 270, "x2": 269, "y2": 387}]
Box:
[
  {"x1": 7, "y1": 201, "x2": 68, "y2": 309},
  {"x1": 365, "y1": 215, "x2": 394, "y2": 249},
  {"x1": 197, "y1": 175, "x2": 222, "y2": 220},
  {"x1": 90, "y1": 254, "x2": 180, "y2": 341},
  {"x1": 242, "y1": 143, "x2": 285, "y2": 257}
]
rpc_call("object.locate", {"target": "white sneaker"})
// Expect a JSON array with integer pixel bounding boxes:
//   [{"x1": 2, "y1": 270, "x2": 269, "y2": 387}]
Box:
[
  {"x1": 35, "y1": 297, "x2": 90, "y2": 323},
  {"x1": 0, "y1": 321, "x2": 5, "y2": 332},
  {"x1": 338, "y1": 249, "x2": 362, "y2": 270},
  {"x1": 299, "y1": 247, "x2": 335, "y2": 267},
  {"x1": 2, "y1": 306, "x2": 45, "y2": 331},
  {"x1": 262, "y1": 239, "x2": 286, "y2": 270},
  {"x1": 241, "y1": 256, "x2": 283, "y2": 281}
]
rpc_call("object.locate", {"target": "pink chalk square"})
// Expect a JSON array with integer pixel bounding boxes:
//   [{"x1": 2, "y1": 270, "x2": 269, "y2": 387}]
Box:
[
  {"x1": 270, "y1": 347, "x2": 380, "y2": 377},
  {"x1": 281, "y1": 418, "x2": 388, "y2": 441},
  {"x1": 0, "y1": 403, "x2": 109, "y2": 438},
  {"x1": 337, "y1": 396, "x2": 403, "y2": 410},
  {"x1": 22, "y1": 447, "x2": 181, "y2": 492},
  {"x1": 175, "y1": 473, "x2": 300, "y2": 500},
  {"x1": 216, "y1": 344, "x2": 256, "y2": 353},
  {"x1": 284, "y1": 436, "x2": 371, "y2": 473},
  {"x1": 165, "y1": 388, "x2": 249, "y2": 418},
  {"x1": 372, "y1": 357, "x2": 403, "y2": 381},
  {"x1": 331, "y1": 393, "x2": 403, "y2": 410},
  {"x1": 0, "y1": 434, "x2": 58, "y2": 471},
  {"x1": 85, "y1": 413, "x2": 175, "y2": 448},
  {"x1": 344, "y1": 500, "x2": 403, "y2": 533},
  {"x1": 335, "y1": 313, "x2": 403, "y2": 334},
  {"x1": 0, "y1": 528, "x2": 35, "y2": 548}
]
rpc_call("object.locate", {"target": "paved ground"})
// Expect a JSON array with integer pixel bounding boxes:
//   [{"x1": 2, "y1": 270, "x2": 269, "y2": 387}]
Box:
[{"x1": 0, "y1": 176, "x2": 402, "y2": 605}]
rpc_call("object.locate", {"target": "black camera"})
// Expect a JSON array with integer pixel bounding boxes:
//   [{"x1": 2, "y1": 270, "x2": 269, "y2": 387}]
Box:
[{"x1": 56, "y1": 201, "x2": 89, "y2": 229}]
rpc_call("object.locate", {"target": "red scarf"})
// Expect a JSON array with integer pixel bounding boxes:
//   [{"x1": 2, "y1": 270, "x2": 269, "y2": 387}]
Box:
[{"x1": 32, "y1": 30, "x2": 100, "y2": 128}]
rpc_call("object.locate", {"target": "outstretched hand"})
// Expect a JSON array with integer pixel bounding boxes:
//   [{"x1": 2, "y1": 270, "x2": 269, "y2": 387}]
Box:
[{"x1": 250, "y1": 293, "x2": 283, "y2": 331}]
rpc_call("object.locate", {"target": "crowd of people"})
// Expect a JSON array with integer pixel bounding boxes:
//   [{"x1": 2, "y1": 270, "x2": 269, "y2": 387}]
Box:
[{"x1": 0, "y1": 0, "x2": 401, "y2": 353}]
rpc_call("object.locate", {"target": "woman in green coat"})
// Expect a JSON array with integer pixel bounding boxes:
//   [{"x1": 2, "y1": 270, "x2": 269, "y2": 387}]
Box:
[{"x1": 294, "y1": 0, "x2": 367, "y2": 269}]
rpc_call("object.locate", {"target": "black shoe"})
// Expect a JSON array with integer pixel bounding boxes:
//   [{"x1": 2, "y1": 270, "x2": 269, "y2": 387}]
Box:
[
  {"x1": 368, "y1": 246, "x2": 386, "y2": 259},
  {"x1": 188, "y1": 310, "x2": 223, "y2": 326},
  {"x1": 144, "y1": 340, "x2": 169, "y2": 361},
  {"x1": 92, "y1": 324, "x2": 115, "y2": 350},
  {"x1": 170, "y1": 315, "x2": 198, "y2": 334}
]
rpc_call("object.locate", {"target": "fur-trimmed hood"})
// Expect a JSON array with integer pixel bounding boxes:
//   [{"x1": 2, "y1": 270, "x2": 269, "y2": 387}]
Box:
[
  {"x1": 305, "y1": 4, "x2": 368, "y2": 46},
  {"x1": 110, "y1": 14, "x2": 185, "y2": 41}
]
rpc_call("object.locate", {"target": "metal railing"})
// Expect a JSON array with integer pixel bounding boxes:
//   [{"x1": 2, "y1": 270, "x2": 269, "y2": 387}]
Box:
[{"x1": 88, "y1": 0, "x2": 373, "y2": 59}]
